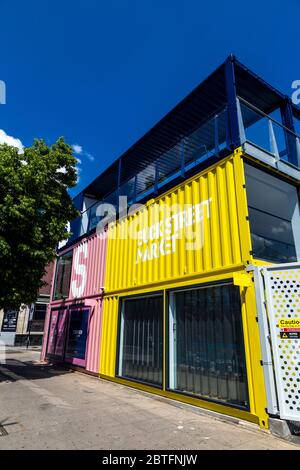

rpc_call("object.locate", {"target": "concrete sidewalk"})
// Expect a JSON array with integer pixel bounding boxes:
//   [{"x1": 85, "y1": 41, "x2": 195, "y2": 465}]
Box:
[{"x1": 0, "y1": 348, "x2": 298, "y2": 450}]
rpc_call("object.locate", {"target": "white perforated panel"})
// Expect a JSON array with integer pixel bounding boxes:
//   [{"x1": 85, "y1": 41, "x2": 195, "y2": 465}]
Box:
[{"x1": 264, "y1": 266, "x2": 300, "y2": 421}]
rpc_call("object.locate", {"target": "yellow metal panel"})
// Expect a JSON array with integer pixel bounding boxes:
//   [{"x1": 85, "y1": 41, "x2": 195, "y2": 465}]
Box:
[
  {"x1": 101, "y1": 150, "x2": 267, "y2": 428},
  {"x1": 99, "y1": 268, "x2": 268, "y2": 428},
  {"x1": 240, "y1": 279, "x2": 268, "y2": 428},
  {"x1": 225, "y1": 158, "x2": 242, "y2": 265},
  {"x1": 99, "y1": 295, "x2": 119, "y2": 377},
  {"x1": 232, "y1": 151, "x2": 253, "y2": 263},
  {"x1": 233, "y1": 272, "x2": 252, "y2": 287},
  {"x1": 251, "y1": 259, "x2": 272, "y2": 267},
  {"x1": 106, "y1": 152, "x2": 250, "y2": 293}
]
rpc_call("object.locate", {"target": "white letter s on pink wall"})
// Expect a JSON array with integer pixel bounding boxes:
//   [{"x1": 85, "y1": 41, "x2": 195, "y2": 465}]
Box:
[{"x1": 71, "y1": 244, "x2": 88, "y2": 298}]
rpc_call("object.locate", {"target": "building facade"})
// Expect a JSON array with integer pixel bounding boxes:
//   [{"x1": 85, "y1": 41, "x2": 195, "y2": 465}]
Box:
[
  {"x1": 41, "y1": 56, "x2": 300, "y2": 430},
  {"x1": 0, "y1": 263, "x2": 54, "y2": 346}
]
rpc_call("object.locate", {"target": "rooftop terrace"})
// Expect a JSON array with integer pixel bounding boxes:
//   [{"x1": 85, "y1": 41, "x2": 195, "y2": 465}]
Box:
[{"x1": 63, "y1": 54, "x2": 300, "y2": 248}]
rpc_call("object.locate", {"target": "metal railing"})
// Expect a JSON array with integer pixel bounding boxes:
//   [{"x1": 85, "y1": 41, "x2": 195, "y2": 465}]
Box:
[
  {"x1": 68, "y1": 107, "x2": 229, "y2": 242},
  {"x1": 65, "y1": 99, "x2": 300, "y2": 245},
  {"x1": 240, "y1": 98, "x2": 300, "y2": 166}
]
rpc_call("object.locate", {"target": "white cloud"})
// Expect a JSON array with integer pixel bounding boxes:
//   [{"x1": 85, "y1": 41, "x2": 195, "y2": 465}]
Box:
[
  {"x1": 76, "y1": 157, "x2": 82, "y2": 164},
  {"x1": 72, "y1": 144, "x2": 83, "y2": 154},
  {"x1": 72, "y1": 143, "x2": 95, "y2": 162},
  {"x1": 56, "y1": 166, "x2": 67, "y2": 174},
  {"x1": 86, "y1": 152, "x2": 95, "y2": 161},
  {"x1": 0, "y1": 129, "x2": 24, "y2": 154}
]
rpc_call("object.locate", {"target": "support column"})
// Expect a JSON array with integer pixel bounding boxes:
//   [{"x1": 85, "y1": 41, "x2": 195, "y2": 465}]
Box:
[
  {"x1": 224, "y1": 55, "x2": 245, "y2": 150},
  {"x1": 281, "y1": 98, "x2": 300, "y2": 167}
]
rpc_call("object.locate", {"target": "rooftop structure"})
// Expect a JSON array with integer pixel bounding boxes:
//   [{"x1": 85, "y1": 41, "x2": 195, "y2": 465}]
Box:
[{"x1": 65, "y1": 54, "x2": 300, "y2": 248}]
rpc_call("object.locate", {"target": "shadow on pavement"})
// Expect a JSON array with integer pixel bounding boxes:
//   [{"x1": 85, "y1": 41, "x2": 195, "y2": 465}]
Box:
[{"x1": 0, "y1": 357, "x2": 72, "y2": 383}]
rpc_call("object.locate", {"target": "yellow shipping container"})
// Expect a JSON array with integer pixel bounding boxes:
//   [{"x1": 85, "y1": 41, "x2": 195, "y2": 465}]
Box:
[
  {"x1": 105, "y1": 151, "x2": 251, "y2": 294},
  {"x1": 99, "y1": 273, "x2": 268, "y2": 427},
  {"x1": 99, "y1": 150, "x2": 268, "y2": 428}
]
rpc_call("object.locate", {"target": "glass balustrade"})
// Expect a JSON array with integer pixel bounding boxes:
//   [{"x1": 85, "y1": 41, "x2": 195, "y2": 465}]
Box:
[{"x1": 65, "y1": 100, "x2": 300, "y2": 245}]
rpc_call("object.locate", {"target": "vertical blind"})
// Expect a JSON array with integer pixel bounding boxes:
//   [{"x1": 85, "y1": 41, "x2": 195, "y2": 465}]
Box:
[
  {"x1": 169, "y1": 284, "x2": 249, "y2": 409},
  {"x1": 120, "y1": 296, "x2": 163, "y2": 386}
]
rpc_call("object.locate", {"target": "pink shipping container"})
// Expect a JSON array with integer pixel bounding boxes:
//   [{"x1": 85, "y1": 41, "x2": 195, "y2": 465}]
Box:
[
  {"x1": 41, "y1": 231, "x2": 107, "y2": 374},
  {"x1": 69, "y1": 232, "x2": 107, "y2": 300}
]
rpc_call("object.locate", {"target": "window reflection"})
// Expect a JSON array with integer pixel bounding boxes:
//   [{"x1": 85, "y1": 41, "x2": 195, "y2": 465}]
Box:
[
  {"x1": 53, "y1": 252, "x2": 73, "y2": 300},
  {"x1": 169, "y1": 284, "x2": 249, "y2": 409},
  {"x1": 119, "y1": 295, "x2": 163, "y2": 387}
]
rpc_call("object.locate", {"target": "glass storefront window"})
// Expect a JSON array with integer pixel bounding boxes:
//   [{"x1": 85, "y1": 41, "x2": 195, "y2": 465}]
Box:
[
  {"x1": 53, "y1": 251, "x2": 73, "y2": 300},
  {"x1": 65, "y1": 308, "x2": 89, "y2": 364},
  {"x1": 28, "y1": 303, "x2": 47, "y2": 332},
  {"x1": 168, "y1": 283, "x2": 249, "y2": 409},
  {"x1": 245, "y1": 163, "x2": 300, "y2": 263},
  {"x1": 118, "y1": 295, "x2": 163, "y2": 387}
]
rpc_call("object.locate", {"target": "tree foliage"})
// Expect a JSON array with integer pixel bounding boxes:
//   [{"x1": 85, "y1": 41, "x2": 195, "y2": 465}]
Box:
[{"x1": 0, "y1": 137, "x2": 79, "y2": 309}]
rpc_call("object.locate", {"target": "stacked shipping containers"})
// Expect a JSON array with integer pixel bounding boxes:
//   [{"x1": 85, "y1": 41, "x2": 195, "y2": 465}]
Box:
[
  {"x1": 100, "y1": 151, "x2": 267, "y2": 426},
  {"x1": 42, "y1": 152, "x2": 268, "y2": 426},
  {"x1": 41, "y1": 231, "x2": 107, "y2": 374},
  {"x1": 41, "y1": 57, "x2": 300, "y2": 429}
]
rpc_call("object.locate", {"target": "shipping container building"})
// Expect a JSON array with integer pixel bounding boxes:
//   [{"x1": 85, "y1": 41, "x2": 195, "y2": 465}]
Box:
[{"x1": 42, "y1": 55, "x2": 300, "y2": 430}]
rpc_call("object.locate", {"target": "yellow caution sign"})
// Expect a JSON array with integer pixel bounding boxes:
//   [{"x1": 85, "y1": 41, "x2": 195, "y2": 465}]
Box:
[{"x1": 279, "y1": 318, "x2": 300, "y2": 329}]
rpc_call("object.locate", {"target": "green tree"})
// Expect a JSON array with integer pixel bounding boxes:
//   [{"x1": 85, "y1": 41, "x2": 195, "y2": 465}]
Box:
[{"x1": 0, "y1": 137, "x2": 79, "y2": 309}]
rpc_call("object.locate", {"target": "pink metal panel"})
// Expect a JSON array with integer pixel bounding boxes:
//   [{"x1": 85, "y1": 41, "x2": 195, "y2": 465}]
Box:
[
  {"x1": 41, "y1": 258, "x2": 57, "y2": 360},
  {"x1": 46, "y1": 310, "x2": 59, "y2": 355},
  {"x1": 85, "y1": 299, "x2": 103, "y2": 373},
  {"x1": 54, "y1": 310, "x2": 68, "y2": 357},
  {"x1": 69, "y1": 232, "x2": 107, "y2": 300},
  {"x1": 42, "y1": 299, "x2": 103, "y2": 373},
  {"x1": 41, "y1": 230, "x2": 106, "y2": 369},
  {"x1": 41, "y1": 304, "x2": 51, "y2": 360}
]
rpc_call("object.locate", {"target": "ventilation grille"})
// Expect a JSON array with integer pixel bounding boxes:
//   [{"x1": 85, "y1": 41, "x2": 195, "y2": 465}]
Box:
[{"x1": 265, "y1": 268, "x2": 300, "y2": 421}]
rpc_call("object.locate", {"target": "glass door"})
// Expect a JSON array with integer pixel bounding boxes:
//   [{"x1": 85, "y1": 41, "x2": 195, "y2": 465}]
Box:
[
  {"x1": 168, "y1": 283, "x2": 249, "y2": 409},
  {"x1": 46, "y1": 310, "x2": 59, "y2": 356},
  {"x1": 65, "y1": 308, "x2": 90, "y2": 367},
  {"x1": 118, "y1": 295, "x2": 163, "y2": 387},
  {"x1": 46, "y1": 309, "x2": 68, "y2": 359}
]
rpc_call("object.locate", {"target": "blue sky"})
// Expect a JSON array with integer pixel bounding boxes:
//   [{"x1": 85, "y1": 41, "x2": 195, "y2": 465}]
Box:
[{"x1": 0, "y1": 0, "x2": 299, "y2": 196}]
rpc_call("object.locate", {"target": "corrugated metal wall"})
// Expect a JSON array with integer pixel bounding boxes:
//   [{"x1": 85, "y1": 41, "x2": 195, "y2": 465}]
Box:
[
  {"x1": 41, "y1": 232, "x2": 107, "y2": 363},
  {"x1": 69, "y1": 232, "x2": 107, "y2": 300},
  {"x1": 41, "y1": 258, "x2": 57, "y2": 360},
  {"x1": 69, "y1": 231, "x2": 107, "y2": 300},
  {"x1": 106, "y1": 154, "x2": 250, "y2": 292},
  {"x1": 41, "y1": 298, "x2": 104, "y2": 372},
  {"x1": 99, "y1": 296, "x2": 119, "y2": 377},
  {"x1": 86, "y1": 299, "x2": 103, "y2": 373},
  {"x1": 40, "y1": 303, "x2": 51, "y2": 360}
]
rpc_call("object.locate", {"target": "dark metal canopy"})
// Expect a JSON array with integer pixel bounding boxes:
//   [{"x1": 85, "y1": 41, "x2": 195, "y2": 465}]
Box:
[{"x1": 81, "y1": 55, "x2": 300, "y2": 201}]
